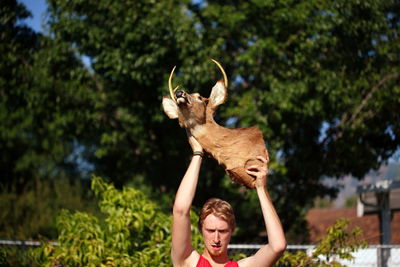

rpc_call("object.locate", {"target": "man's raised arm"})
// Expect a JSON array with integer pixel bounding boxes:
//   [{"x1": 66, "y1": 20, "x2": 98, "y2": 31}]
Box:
[
  {"x1": 171, "y1": 133, "x2": 203, "y2": 266},
  {"x1": 239, "y1": 152, "x2": 287, "y2": 267}
]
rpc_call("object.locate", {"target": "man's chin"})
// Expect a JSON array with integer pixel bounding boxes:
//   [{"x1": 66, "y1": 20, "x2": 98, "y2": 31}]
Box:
[{"x1": 209, "y1": 246, "x2": 223, "y2": 256}]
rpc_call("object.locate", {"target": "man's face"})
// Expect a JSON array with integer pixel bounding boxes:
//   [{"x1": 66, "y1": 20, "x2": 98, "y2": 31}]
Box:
[{"x1": 202, "y1": 214, "x2": 232, "y2": 257}]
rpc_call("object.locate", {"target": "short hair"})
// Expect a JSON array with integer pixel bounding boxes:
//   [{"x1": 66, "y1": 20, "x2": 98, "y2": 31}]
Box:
[{"x1": 198, "y1": 198, "x2": 236, "y2": 232}]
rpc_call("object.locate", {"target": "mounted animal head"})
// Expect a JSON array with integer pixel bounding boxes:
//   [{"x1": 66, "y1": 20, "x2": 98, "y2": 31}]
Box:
[
  {"x1": 162, "y1": 59, "x2": 228, "y2": 129},
  {"x1": 161, "y1": 60, "x2": 268, "y2": 188}
]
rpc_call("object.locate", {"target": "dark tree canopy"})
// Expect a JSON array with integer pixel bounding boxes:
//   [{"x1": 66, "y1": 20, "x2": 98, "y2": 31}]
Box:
[{"x1": 1, "y1": 0, "x2": 399, "y2": 242}]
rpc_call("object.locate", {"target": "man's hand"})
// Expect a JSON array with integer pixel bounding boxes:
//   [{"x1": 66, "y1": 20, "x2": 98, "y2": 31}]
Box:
[
  {"x1": 186, "y1": 129, "x2": 203, "y2": 153},
  {"x1": 245, "y1": 154, "x2": 268, "y2": 189}
]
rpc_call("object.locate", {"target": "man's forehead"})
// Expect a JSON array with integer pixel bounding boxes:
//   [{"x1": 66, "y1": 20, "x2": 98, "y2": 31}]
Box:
[{"x1": 203, "y1": 214, "x2": 229, "y2": 229}]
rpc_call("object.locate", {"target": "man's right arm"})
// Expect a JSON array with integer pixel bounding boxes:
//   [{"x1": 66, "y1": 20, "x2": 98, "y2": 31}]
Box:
[{"x1": 171, "y1": 134, "x2": 203, "y2": 266}]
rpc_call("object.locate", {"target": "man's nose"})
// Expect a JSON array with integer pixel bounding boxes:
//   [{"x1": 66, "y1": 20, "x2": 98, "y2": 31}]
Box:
[{"x1": 213, "y1": 231, "x2": 220, "y2": 242}]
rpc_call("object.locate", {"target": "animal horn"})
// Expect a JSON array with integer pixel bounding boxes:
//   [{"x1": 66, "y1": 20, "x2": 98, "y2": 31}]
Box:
[
  {"x1": 168, "y1": 66, "x2": 179, "y2": 101},
  {"x1": 211, "y1": 59, "x2": 228, "y2": 88}
]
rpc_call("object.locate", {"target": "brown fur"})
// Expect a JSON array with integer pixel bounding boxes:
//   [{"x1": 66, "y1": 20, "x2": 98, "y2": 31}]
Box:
[
  {"x1": 193, "y1": 124, "x2": 268, "y2": 188},
  {"x1": 162, "y1": 79, "x2": 268, "y2": 189}
]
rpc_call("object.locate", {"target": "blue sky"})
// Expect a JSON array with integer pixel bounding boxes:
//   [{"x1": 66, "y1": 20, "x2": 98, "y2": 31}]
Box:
[
  {"x1": 20, "y1": 0, "x2": 47, "y2": 32},
  {"x1": 19, "y1": 0, "x2": 93, "y2": 68}
]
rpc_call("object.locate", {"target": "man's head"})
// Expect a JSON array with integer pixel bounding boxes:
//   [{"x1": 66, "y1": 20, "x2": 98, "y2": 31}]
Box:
[
  {"x1": 198, "y1": 198, "x2": 236, "y2": 258},
  {"x1": 198, "y1": 198, "x2": 236, "y2": 233}
]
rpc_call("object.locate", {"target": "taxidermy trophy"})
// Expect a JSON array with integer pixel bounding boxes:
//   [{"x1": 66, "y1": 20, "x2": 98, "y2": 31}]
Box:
[{"x1": 162, "y1": 60, "x2": 268, "y2": 188}]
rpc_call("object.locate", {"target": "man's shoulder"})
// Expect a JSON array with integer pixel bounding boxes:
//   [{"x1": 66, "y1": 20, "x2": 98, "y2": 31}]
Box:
[
  {"x1": 172, "y1": 250, "x2": 201, "y2": 267},
  {"x1": 236, "y1": 255, "x2": 254, "y2": 267},
  {"x1": 187, "y1": 250, "x2": 201, "y2": 266}
]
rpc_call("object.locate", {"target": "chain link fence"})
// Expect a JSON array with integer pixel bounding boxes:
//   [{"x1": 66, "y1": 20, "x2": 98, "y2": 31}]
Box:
[{"x1": 1, "y1": 240, "x2": 399, "y2": 266}]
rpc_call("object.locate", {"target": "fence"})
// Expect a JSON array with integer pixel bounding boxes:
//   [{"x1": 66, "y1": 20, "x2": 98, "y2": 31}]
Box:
[
  {"x1": 1, "y1": 240, "x2": 399, "y2": 267},
  {"x1": 228, "y1": 244, "x2": 400, "y2": 267}
]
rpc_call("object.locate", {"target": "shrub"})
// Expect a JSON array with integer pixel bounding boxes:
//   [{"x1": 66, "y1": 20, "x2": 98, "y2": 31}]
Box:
[
  {"x1": 277, "y1": 218, "x2": 367, "y2": 267},
  {"x1": 31, "y1": 176, "x2": 203, "y2": 266},
  {"x1": 30, "y1": 177, "x2": 366, "y2": 266},
  {"x1": 0, "y1": 177, "x2": 96, "y2": 240}
]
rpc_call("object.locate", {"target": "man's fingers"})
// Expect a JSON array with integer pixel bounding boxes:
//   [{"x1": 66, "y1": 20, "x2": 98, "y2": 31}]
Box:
[
  {"x1": 256, "y1": 155, "x2": 268, "y2": 164},
  {"x1": 246, "y1": 169, "x2": 258, "y2": 178},
  {"x1": 246, "y1": 165, "x2": 260, "y2": 171}
]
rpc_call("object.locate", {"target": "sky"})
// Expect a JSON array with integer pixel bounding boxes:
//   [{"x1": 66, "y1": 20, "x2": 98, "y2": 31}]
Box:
[
  {"x1": 20, "y1": 0, "x2": 47, "y2": 33},
  {"x1": 19, "y1": 0, "x2": 93, "y2": 68}
]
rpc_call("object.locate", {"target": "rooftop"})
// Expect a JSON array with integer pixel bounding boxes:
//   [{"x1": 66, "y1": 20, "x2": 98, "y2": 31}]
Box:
[{"x1": 307, "y1": 208, "x2": 400, "y2": 244}]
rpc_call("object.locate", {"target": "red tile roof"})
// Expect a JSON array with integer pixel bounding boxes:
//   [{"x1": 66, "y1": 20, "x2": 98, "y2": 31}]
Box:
[{"x1": 306, "y1": 208, "x2": 400, "y2": 244}]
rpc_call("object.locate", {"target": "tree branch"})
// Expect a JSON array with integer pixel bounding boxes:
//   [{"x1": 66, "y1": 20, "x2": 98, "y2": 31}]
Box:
[{"x1": 323, "y1": 72, "x2": 399, "y2": 143}]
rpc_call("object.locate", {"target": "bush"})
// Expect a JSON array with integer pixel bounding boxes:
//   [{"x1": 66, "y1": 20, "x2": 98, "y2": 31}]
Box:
[
  {"x1": 277, "y1": 218, "x2": 367, "y2": 267},
  {"x1": 0, "y1": 177, "x2": 97, "y2": 240},
  {"x1": 31, "y1": 176, "x2": 203, "y2": 266},
  {"x1": 30, "y1": 177, "x2": 366, "y2": 266}
]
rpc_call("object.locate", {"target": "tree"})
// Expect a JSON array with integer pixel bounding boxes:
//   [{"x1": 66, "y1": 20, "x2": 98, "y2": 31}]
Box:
[
  {"x1": 2, "y1": 0, "x2": 399, "y2": 242},
  {"x1": 0, "y1": 0, "x2": 101, "y2": 244},
  {"x1": 0, "y1": 0, "x2": 97, "y2": 189},
  {"x1": 190, "y1": 0, "x2": 399, "y2": 241},
  {"x1": 43, "y1": 0, "x2": 218, "y2": 189}
]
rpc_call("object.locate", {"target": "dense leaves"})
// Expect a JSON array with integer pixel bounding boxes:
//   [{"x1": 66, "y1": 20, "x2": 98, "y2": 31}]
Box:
[
  {"x1": 29, "y1": 179, "x2": 365, "y2": 267},
  {"x1": 277, "y1": 218, "x2": 366, "y2": 267},
  {"x1": 0, "y1": 177, "x2": 97, "y2": 240},
  {"x1": 1, "y1": 0, "x2": 97, "y2": 189},
  {"x1": 31, "y1": 177, "x2": 203, "y2": 267},
  {"x1": 1, "y1": 0, "x2": 399, "y2": 243}
]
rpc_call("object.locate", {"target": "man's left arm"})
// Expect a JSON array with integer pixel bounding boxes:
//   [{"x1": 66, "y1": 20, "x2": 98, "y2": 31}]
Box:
[{"x1": 239, "y1": 152, "x2": 287, "y2": 267}]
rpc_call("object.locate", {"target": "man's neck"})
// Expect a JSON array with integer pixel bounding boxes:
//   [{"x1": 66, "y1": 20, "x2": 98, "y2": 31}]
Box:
[{"x1": 202, "y1": 250, "x2": 230, "y2": 265}]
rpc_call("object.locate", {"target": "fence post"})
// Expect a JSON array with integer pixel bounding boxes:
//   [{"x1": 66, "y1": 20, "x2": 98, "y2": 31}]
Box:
[{"x1": 377, "y1": 245, "x2": 391, "y2": 267}]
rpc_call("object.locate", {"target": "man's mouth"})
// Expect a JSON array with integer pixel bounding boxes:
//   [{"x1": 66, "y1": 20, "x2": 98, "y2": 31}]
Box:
[{"x1": 211, "y1": 244, "x2": 221, "y2": 250}]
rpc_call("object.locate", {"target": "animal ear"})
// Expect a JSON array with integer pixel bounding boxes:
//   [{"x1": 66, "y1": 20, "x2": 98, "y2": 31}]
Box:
[
  {"x1": 162, "y1": 97, "x2": 179, "y2": 119},
  {"x1": 209, "y1": 80, "x2": 227, "y2": 108}
]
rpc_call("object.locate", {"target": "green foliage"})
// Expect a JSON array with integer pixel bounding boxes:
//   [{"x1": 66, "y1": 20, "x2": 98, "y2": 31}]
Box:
[
  {"x1": 0, "y1": 246, "x2": 32, "y2": 267},
  {"x1": 277, "y1": 218, "x2": 367, "y2": 267},
  {"x1": 2, "y1": 0, "x2": 399, "y2": 244},
  {"x1": 31, "y1": 176, "x2": 203, "y2": 266},
  {"x1": 344, "y1": 195, "x2": 357, "y2": 208},
  {"x1": 1, "y1": 0, "x2": 97, "y2": 190},
  {"x1": 30, "y1": 180, "x2": 367, "y2": 267},
  {"x1": 0, "y1": 177, "x2": 98, "y2": 267},
  {"x1": 313, "y1": 197, "x2": 334, "y2": 209},
  {"x1": 0, "y1": 176, "x2": 97, "y2": 240},
  {"x1": 0, "y1": 248, "x2": 8, "y2": 266}
]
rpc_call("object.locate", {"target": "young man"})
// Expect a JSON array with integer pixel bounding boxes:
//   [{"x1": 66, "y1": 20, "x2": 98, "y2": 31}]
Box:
[{"x1": 171, "y1": 133, "x2": 286, "y2": 267}]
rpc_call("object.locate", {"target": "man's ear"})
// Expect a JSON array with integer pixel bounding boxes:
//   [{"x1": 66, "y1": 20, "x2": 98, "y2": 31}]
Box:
[
  {"x1": 162, "y1": 97, "x2": 179, "y2": 119},
  {"x1": 209, "y1": 80, "x2": 227, "y2": 109}
]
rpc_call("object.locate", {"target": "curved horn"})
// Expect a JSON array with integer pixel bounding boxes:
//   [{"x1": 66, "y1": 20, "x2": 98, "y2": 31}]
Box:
[
  {"x1": 168, "y1": 66, "x2": 179, "y2": 101},
  {"x1": 211, "y1": 59, "x2": 228, "y2": 88}
]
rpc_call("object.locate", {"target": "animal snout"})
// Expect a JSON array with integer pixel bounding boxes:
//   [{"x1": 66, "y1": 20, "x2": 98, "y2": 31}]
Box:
[{"x1": 175, "y1": 90, "x2": 185, "y2": 98}]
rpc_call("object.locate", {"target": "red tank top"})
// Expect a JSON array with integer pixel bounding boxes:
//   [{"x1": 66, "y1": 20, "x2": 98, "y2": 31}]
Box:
[{"x1": 196, "y1": 255, "x2": 239, "y2": 267}]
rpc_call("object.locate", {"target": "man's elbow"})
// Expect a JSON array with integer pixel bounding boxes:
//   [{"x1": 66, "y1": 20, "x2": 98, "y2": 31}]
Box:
[
  {"x1": 172, "y1": 204, "x2": 190, "y2": 217},
  {"x1": 272, "y1": 240, "x2": 287, "y2": 255}
]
